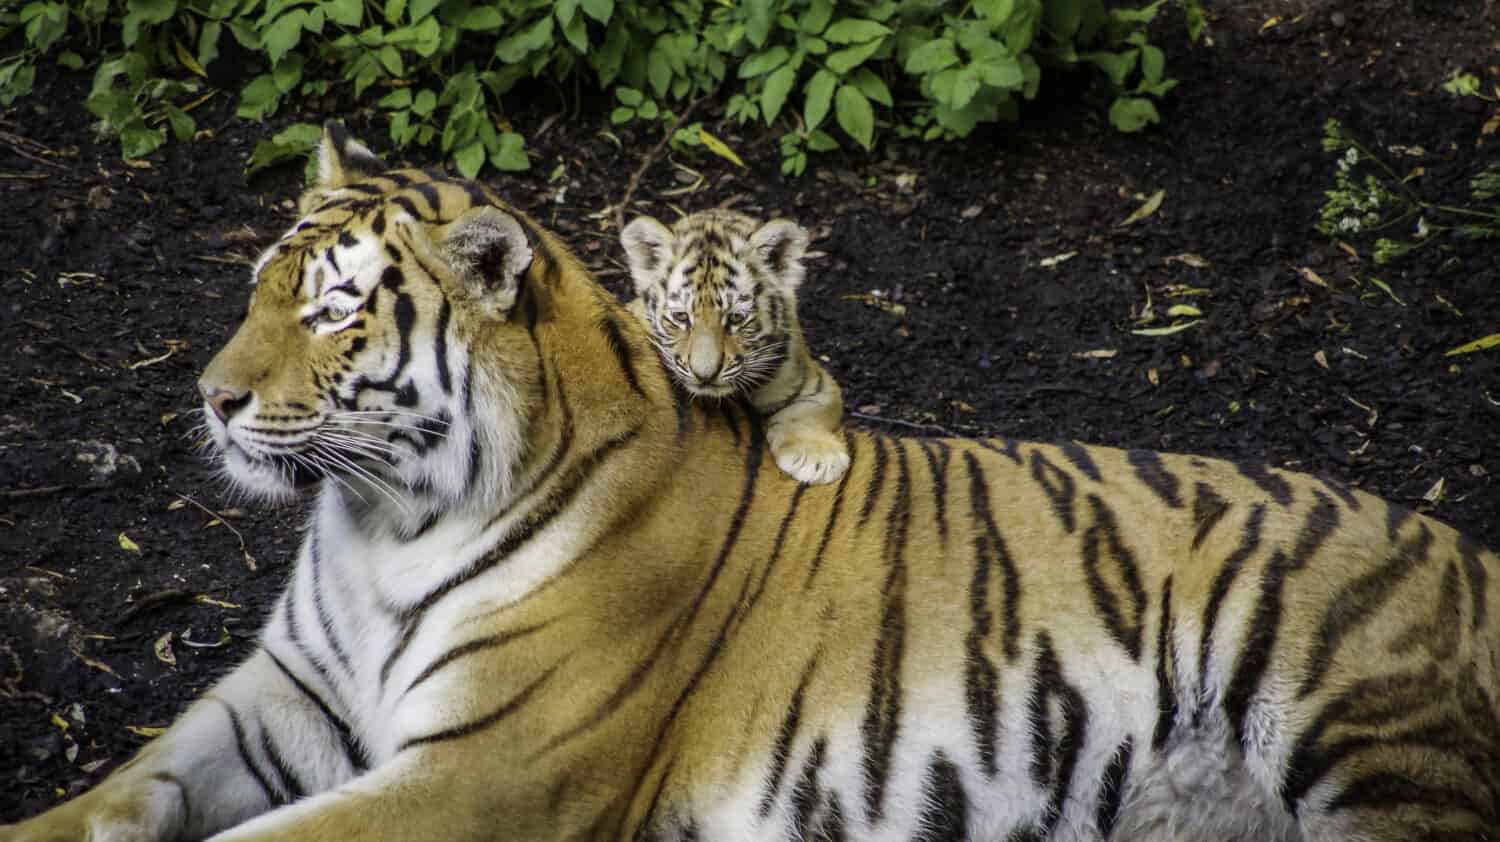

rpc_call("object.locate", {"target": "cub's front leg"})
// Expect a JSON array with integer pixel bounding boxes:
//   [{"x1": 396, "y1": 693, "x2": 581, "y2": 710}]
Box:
[
  {"x1": 0, "y1": 647, "x2": 361, "y2": 842},
  {"x1": 761, "y1": 363, "x2": 850, "y2": 485}
]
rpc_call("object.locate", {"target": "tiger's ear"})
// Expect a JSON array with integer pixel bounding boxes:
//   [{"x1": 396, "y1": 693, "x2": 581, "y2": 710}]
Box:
[
  {"x1": 298, "y1": 123, "x2": 389, "y2": 214},
  {"x1": 437, "y1": 206, "x2": 533, "y2": 318},
  {"x1": 315, "y1": 122, "x2": 388, "y2": 189},
  {"x1": 621, "y1": 216, "x2": 676, "y2": 294},
  {"x1": 750, "y1": 219, "x2": 809, "y2": 291}
]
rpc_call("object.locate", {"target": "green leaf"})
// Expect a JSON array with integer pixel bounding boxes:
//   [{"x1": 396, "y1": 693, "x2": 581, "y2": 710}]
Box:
[
  {"x1": 119, "y1": 122, "x2": 166, "y2": 160},
  {"x1": 271, "y1": 53, "x2": 304, "y2": 93},
  {"x1": 975, "y1": 0, "x2": 1015, "y2": 23},
  {"x1": 803, "y1": 68, "x2": 836, "y2": 129},
  {"x1": 1084, "y1": 50, "x2": 1138, "y2": 87},
  {"x1": 164, "y1": 104, "x2": 194, "y2": 141},
  {"x1": 121, "y1": 0, "x2": 176, "y2": 47},
  {"x1": 976, "y1": 54, "x2": 1023, "y2": 88},
  {"x1": 850, "y1": 67, "x2": 892, "y2": 106},
  {"x1": 412, "y1": 87, "x2": 436, "y2": 115},
  {"x1": 950, "y1": 66, "x2": 980, "y2": 109},
  {"x1": 905, "y1": 38, "x2": 958, "y2": 74},
  {"x1": 745, "y1": 0, "x2": 773, "y2": 47},
  {"x1": 1110, "y1": 0, "x2": 1164, "y2": 24},
  {"x1": 461, "y1": 6, "x2": 502, "y2": 30},
  {"x1": 409, "y1": 0, "x2": 439, "y2": 22},
  {"x1": 761, "y1": 64, "x2": 796, "y2": 124},
  {"x1": 377, "y1": 87, "x2": 412, "y2": 109},
  {"x1": 262, "y1": 9, "x2": 307, "y2": 65},
  {"x1": 491, "y1": 131, "x2": 529, "y2": 171},
  {"x1": 806, "y1": 129, "x2": 838, "y2": 152},
  {"x1": 198, "y1": 20, "x2": 222, "y2": 69},
  {"x1": 638, "y1": 99, "x2": 659, "y2": 119},
  {"x1": 236, "y1": 73, "x2": 282, "y2": 120},
  {"x1": 326, "y1": 0, "x2": 362, "y2": 26},
  {"x1": 581, "y1": 0, "x2": 612, "y2": 24},
  {"x1": 57, "y1": 50, "x2": 84, "y2": 70},
  {"x1": 739, "y1": 46, "x2": 790, "y2": 79},
  {"x1": 383, "y1": 0, "x2": 406, "y2": 24},
  {"x1": 494, "y1": 15, "x2": 552, "y2": 63},
  {"x1": 1141, "y1": 44, "x2": 1164, "y2": 83},
  {"x1": 378, "y1": 45, "x2": 403, "y2": 76},
  {"x1": 825, "y1": 38, "x2": 883, "y2": 74},
  {"x1": 244, "y1": 121, "x2": 320, "y2": 176},
  {"x1": 454, "y1": 140, "x2": 484, "y2": 179},
  {"x1": 561, "y1": 9, "x2": 587, "y2": 52},
  {"x1": 616, "y1": 86, "x2": 643, "y2": 106},
  {"x1": 823, "y1": 18, "x2": 891, "y2": 44},
  {"x1": 647, "y1": 47, "x2": 671, "y2": 96},
  {"x1": 555, "y1": 0, "x2": 577, "y2": 26},
  {"x1": 1108, "y1": 96, "x2": 1159, "y2": 132},
  {"x1": 835, "y1": 83, "x2": 873, "y2": 149},
  {"x1": 798, "y1": 0, "x2": 832, "y2": 34},
  {"x1": 610, "y1": 106, "x2": 635, "y2": 124}
]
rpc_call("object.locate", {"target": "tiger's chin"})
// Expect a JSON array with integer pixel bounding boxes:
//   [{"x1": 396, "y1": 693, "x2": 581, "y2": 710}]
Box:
[
  {"x1": 682, "y1": 381, "x2": 740, "y2": 400},
  {"x1": 214, "y1": 445, "x2": 322, "y2": 504}
]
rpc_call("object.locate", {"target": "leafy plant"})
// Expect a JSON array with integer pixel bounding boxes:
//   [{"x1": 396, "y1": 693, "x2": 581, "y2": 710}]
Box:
[
  {"x1": 1317, "y1": 119, "x2": 1500, "y2": 265},
  {"x1": 5, "y1": 0, "x2": 1194, "y2": 175}
]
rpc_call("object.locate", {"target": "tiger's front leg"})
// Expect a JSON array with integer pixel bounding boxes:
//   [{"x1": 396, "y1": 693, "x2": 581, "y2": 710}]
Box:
[
  {"x1": 761, "y1": 363, "x2": 850, "y2": 485},
  {"x1": 0, "y1": 647, "x2": 361, "y2": 842}
]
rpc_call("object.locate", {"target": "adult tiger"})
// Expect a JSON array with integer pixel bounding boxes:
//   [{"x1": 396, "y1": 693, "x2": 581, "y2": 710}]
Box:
[{"x1": 3, "y1": 125, "x2": 1497, "y2": 842}]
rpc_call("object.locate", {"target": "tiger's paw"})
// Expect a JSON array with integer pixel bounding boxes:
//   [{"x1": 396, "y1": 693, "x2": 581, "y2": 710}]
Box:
[
  {"x1": 1, "y1": 775, "x2": 183, "y2": 842},
  {"x1": 768, "y1": 428, "x2": 850, "y2": 485}
]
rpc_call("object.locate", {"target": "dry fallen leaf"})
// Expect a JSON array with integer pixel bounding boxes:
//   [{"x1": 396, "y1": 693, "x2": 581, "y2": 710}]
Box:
[
  {"x1": 1164, "y1": 252, "x2": 1211, "y2": 268},
  {"x1": 1039, "y1": 251, "x2": 1078, "y2": 268},
  {"x1": 1166, "y1": 304, "x2": 1203, "y2": 318},
  {"x1": 1131, "y1": 320, "x2": 1201, "y2": 337},
  {"x1": 1445, "y1": 333, "x2": 1500, "y2": 357},
  {"x1": 1423, "y1": 477, "x2": 1447, "y2": 504},
  {"x1": 1296, "y1": 267, "x2": 1331, "y2": 289},
  {"x1": 127, "y1": 725, "x2": 168, "y2": 738},
  {"x1": 1147, "y1": 368, "x2": 1160, "y2": 385},
  {"x1": 696, "y1": 127, "x2": 745, "y2": 168},
  {"x1": 153, "y1": 632, "x2": 177, "y2": 667},
  {"x1": 118, "y1": 533, "x2": 141, "y2": 553},
  {"x1": 1119, "y1": 189, "x2": 1165, "y2": 226},
  {"x1": 1314, "y1": 349, "x2": 1330, "y2": 370},
  {"x1": 1073, "y1": 349, "x2": 1118, "y2": 360}
]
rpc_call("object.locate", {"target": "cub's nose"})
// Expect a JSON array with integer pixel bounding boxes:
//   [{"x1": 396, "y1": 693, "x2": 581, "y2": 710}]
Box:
[{"x1": 199, "y1": 383, "x2": 251, "y2": 423}]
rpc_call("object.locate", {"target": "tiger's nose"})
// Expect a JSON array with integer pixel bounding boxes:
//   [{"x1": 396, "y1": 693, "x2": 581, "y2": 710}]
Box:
[{"x1": 199, "y1": 383, "x2": 251, "y2": 423}]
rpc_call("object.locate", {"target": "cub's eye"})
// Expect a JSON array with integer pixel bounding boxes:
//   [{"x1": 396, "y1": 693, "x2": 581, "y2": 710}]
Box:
[
  {"x1": 320, "y1": 301, "x2": 358, "y2": 323},
  {"x1": 666, "y1": 309, "x2": 691, "y2": 328},
  {"x1": 726, "y1": 310, "x2": 751, "y2": 327}
]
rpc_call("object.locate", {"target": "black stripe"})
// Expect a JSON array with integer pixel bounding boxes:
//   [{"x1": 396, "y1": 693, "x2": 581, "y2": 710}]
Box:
[
  {"x1": 1236, "y1": 460, "x2": 1293, "y2": 506},
  {"x1": 599, "y1": 311, "x2": 647, "y2": 398},
  {"x1": 1029, "y1": 450, "x2": 1077, "y2": 533},
  {"x1": 759, "y1": 653, "x2": 819, "y2": 817},
  {"x1": 1459, "y1": 536, "x2": 1488, "y2": 630},
  {"x1": 308, "y1": 528, "x2": 354, "y2": 677},
  {"x1": 1025, "y1": 633, "x2": 1087, "y2": 836},
  {"x1": 919, "y1": 439, "x2": 951, "y2": 545},
  {"x1": 1316, "y1": 475, "x2": 1361, "y2": 509},
  {"x1": 1127, "y1": 449, "x2": 1183, "y2": 508},
  {"x1": 258, "y1": 718, "x2": 307, "y2": 801},
  {"x1": 281, "y1": 575, "x2": 343, "y2": 704},
  {"x1": 739, "y1": 484, "x2": 809, "y2": 630},
  {"x1": 1386, "y1": 501, "x2": 1416, "y2": 541},
  {"x1": 404, "y1": 622, "x2": 551, "y2": 697},
  {"x1": 264, "y1": 648, "x2": 368, "y2": 772},
  {"x1": 634, "y1": 754, "x2": 678, "y2": 842},
  {"x1": 858, "y1": 434, "x2": 889, "y2": 526},
  {"x1": 1151, "y1": 575, "x2": 1178, "y2": 751},
  {"x1": 789, "y1": 738, "x2": 828, "y2": 840},
  {"x1": 965, "y1": 451, "x2": 1022, "y2": 661},
  {"x1": 411, "y1": 180, "x2": 442, "y2": 212},
  {"x1": 1059, "y1": 441, "x2": 1101, "y2": 482},
  {"x1": 1197, "y1": 504, "x2": 1267, "y2": 691},
  {"x1": 433, "y1": 297, "x2": 452, "y2": 394},
  {"x1": 1190, "y1": 482, "x2": 1230, "y2": 551},
  {"x1": 1224, "y1": 493, "x2": 1340, "y2": 747},
  {"x1": 1297, "y1": 523, "x2": 1434, "y2": 699},
  {"x1": 912, "y1": 752, "x2": 967, "y2": 842},
  {"x1": 213, "y1": 698, "x2": 280, "y2": 807},
  {"x1": 1080, "y1": 495, "x2": 1148, "y2": 660},
  {"x1": 1328, "y1": 770, "x2": 1490, "y2": 818},
  {"x1": 1095, "y1": 738, "x2": 1133, "y2": 839},
  {"x1": 1387, "y1": 560, "x2": 1462, "y2": 660},
  {"x1": 812, "y1": 795, "x2": 846, "y2": 842},
  {"x1": 974, "y1": 436, "x2": 1021, "y2": 464},
  {"x1": 805, "y1": 430, "x2": 856, "y2": 589},
  {"x1": 966, "y1": 502, "x2": 1001, "y2": 778},
  {"x1": 399, "y1": 664, "x2": 558, "y2": 751},
  {"x1": 861, "y1": 442, "x2": 911, "y2": 823}
]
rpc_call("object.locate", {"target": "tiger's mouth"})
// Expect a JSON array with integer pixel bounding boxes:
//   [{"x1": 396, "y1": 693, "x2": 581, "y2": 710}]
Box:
[{"x1": 682, "y1": 380, "x2": 739, "y2": 399}]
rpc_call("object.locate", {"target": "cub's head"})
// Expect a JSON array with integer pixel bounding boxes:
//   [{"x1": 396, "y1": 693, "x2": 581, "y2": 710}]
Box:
[
  {"x1": 197, "y1": 124, "x2": 540, "y2": 520},
  {"x1": 621, "y1": 209, "x2": 808, "y2": 399}
]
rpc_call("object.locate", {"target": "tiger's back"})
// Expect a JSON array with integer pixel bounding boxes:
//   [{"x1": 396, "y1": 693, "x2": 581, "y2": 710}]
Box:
[{"x1": 616, "y1": 413, "x2": 1500, "y2": 841}]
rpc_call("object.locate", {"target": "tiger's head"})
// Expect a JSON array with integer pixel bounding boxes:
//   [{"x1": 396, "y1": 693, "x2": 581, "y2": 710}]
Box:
[
  {"x1": 197, "y1": 124, "x2": 547, "y2": 526},
  {"x1": 621, "y1": 209, "x2": 809, "y2": 399}
]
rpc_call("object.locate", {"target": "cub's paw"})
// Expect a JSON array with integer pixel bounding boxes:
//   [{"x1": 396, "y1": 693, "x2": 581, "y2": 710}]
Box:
[{"x1": 768, "y1": 429, "x2": 850, "y2": 485}]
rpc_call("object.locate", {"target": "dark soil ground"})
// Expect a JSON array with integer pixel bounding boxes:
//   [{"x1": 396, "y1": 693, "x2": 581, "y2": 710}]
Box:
[{"x1": 2, "y1": 0, "x2": 1498, "y2": 821}]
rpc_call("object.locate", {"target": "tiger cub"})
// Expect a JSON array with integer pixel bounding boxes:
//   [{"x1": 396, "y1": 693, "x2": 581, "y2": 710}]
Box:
[{"x1": 621, "y1": 208, "x2": 850, "y2": 485}]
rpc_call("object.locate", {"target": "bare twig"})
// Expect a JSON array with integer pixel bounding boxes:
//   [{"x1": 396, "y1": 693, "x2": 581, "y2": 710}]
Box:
[
  {"x1": 848, "y1": 412, "x2": 956, "y2": 437},
  {"x1": 117, "y1": 589, "x2": 192, "y2": 626},
  {"x1": 0, "y1": 130, "x2": 66, "y2": 170},
  {"x1": 613, "y1": 87, "x2": 719, "y2": 233},
  {"x1": 174, "y1": 492, "x2": 258, "y2": 571},
  {"x1": 2, "y1": 485, "x2": 69, "y2": 500}
]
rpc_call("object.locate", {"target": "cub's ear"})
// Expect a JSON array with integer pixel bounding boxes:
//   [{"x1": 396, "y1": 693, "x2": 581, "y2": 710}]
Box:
[
  {"x1": 298, "y1": 123, "x2": 389, "y2": 214},
  {"x1": 621, "y1": 216, "x2": 676, "y2": 294},
  {"x1": 437, "y1": 206, "x2": 533, "y2": 318},
  {"x1": 316, "y1": 122, "x2": 388, "y2": 189},
  {"x1": 750, "y1": 219, "x2": 809, "y2": 290}
]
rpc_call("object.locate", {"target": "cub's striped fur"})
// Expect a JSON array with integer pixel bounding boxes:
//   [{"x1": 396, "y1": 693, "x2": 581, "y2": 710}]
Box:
[
  {"x1": 5, "y1": 126, "x2": 1499, "y2": 842},
  {"x1": 622, "y1": 209, "x2": 848, "y2": 485}
]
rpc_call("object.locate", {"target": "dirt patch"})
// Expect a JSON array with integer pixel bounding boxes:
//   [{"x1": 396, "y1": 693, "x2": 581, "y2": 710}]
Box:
[{"x1": 2, "y1": 0, "x2": 1498, "y2": 818}]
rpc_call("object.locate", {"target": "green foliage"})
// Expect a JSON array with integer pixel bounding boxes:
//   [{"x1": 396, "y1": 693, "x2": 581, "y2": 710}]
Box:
[
  {"x1": 6, "y1": 0, "x2": 1192, "y2": 174},
  {"x1": 1318, "y1": 119, "x2": 1500, "y2": 266}
]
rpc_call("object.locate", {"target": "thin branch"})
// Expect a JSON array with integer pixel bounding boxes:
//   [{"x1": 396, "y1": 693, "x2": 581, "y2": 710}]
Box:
[
  {"x1": 174, "y1": 492, "x2": 258, "y2": 571},
  {"x1": 613, "y1": 87, "x2": 719, "y2": 233},
  {"x1": 848, "y1": 412, "x2": 956, "y2": 437}
]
